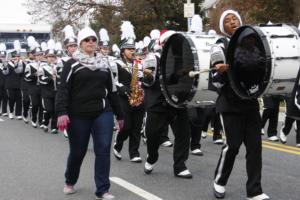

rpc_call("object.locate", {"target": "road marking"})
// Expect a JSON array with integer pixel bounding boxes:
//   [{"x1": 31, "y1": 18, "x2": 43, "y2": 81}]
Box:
[
  {"x1": 262, "y1": 140, "x2": 300, "y2": 151},
  {"x1": 262, "y1": 144, "x2": 300, "y2": 155},
  {"x1": 110, "y1": 177, "x2": 163, "y2": 200}
]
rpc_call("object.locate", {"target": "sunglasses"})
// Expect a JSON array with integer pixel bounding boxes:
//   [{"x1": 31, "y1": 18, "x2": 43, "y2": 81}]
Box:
[{"x1": 83, "y1": 37, "x2": 97, "y2": 43}]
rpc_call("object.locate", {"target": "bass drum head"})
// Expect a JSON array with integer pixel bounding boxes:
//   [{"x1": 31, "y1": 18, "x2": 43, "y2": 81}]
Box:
[
  {"x1": 160, "y1": 33, "x2": 197, "y2": 108},
  {"x1": 227, "y1": 26, "x2": 271, "y2": 99}
]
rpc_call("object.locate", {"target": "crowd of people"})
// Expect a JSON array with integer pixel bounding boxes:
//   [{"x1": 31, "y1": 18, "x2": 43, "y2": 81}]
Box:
[{"x1": 1, "y1": 9, "x2": 300, "y2": 200}]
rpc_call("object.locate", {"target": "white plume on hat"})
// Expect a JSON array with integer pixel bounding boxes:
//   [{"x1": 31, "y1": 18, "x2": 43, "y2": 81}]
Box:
[
  {"x1": 27, "y1": 36, "x2": 36, "y2": 48},
  {"x1": 135, "y1": 41, "x2": 144, "y2": 50},
  {"x1": 219, "y1": 9, "x2": 242, "y2": 37},
  {"x1": 77, "y1": 27, "x2": 98, "y2": 45},
  {"x1": 41, "y1": 42, "x2": 48, "y2": 52},
  {"x1": 0, "y1": 43, "x2": 7, "y2": 51},
  {"x1": 55, "y1": 42, "x2": 63, "y2": 51},
  {"x1": 208, "y1": 29, "x2": 217, "y2": 35},
  {"x1": 63, "y1": 25, "x2": 76, "y2": 39},
  {"x1": 121, "y1": 21, "x2": 136, "y2": 40},
  {"x1": 190, "y1": 15, "x2": 203, "y2": 33},
  {"x1": 267, "y1": 21, "x2": 273, "y2": 25},
  {"x1": 150, "y1": 29, "x2": 160, "y2": 40},
  {"x1": 99, "y1": 28, "x2": 110, "y2": 42},
  {"x1": 47, "y1": 39, "x2": 56, "y2": 50},
  {"x1": 112, "y1": 44, "x2": 120, "y2": 53},
  {"x1": 143, "y1": 36, "x2": 151, "y2": 48},
  {"x1": 13, "y1": 40, "x2": 21, "y2": 51}
]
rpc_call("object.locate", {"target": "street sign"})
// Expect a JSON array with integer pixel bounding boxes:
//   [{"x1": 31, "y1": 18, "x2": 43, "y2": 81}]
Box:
[{"x1": 184, "y1": 3, "x2": 195, "y2": 18}]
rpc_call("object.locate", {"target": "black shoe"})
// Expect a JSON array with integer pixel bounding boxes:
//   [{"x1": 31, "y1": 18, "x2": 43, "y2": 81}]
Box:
[{"x1": 175, "y1": 170, "x2": 193, "y2": 179}]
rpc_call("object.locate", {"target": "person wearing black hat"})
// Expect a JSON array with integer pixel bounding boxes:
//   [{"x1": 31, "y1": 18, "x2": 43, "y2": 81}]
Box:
[
  {"x1": 112, "y1": 21, "x2": 144, "y2": 163},
  {"x1": 24, "y1": 46, "x2": 45, "y2": 128},
  {"x1": 211, "y1": 9, "x2": 269, "y2": 200},
  {"x1": 0, "y1": 43, "x2": 8, "y2": 116},
  {"x1": 2, "y1": 41, "x2": 24, "y2": 119}
]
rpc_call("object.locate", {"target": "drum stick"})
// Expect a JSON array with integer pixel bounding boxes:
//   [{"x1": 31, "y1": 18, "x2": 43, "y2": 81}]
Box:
[{"x1": 188, "y1": 67, "x2": 217, "y2": 78}]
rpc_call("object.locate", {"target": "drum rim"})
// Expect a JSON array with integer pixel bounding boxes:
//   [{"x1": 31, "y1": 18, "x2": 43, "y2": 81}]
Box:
[
  {"x1": 159, "y1": 32, "x2": 199, "y2": 108},
  {"x1": 227, "y1": 25, "x2": 272, "y2": 99}
]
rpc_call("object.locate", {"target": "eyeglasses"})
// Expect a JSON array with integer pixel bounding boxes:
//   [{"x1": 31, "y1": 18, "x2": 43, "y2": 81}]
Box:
[{"x1": 83, "y1": 37, "x2": 97, "y2": 43}]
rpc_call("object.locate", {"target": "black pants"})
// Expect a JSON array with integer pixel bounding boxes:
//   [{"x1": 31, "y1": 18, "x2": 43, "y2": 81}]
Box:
[
  {"x1": 201, "y1": 107, "x2": 223, "y2": 140},
  {"x1": 42, "y1": 97, "x2": 57, "y2": 129},
  {"x1": 0, "y1": 85, "x2": 8, "y2": 113},
  {"x1": 114, "y1": 100, "x2": 144, "y2": 159},
  {"x1": 262, "y1": 97, "x2": 280, "y2": 137},
  {"x1": 7, "y1": 88, "x2": 22, "y2": 116},
  {"x1": 282, "y1": 116, "x2": 300, "y2": 144},
  {"x1": 214, "y1": 111, "x2": 263, "y2": 197},
  {"x1": 29, "y1": 91, "x2": 43, "y2": 124},
  {"x1": 145, "y1": 109, "x2": 190, "y2": 174},
  {"x1": 21, "y1": 89, "x2": 30, "y2": 118}
]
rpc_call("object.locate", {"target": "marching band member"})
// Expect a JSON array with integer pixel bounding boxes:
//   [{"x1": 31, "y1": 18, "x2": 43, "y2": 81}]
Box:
[
  {"x1": 39, "y1": 39, "x2": 58, "y2": 133},
  {"x1": 24, "y1": 43, "x2": 44, "y2": 128},
  {"x1": 2, "y1": 40, "x2": 24, "y2": 120},
  {"x1": 211, "y1": 9, "x2": 269, "y2": 200},
  {"x1": 0, "y1": 43, "x2": 8, "y2": 116},
  {"x1": 55, "y1": 26, "x2": 123, "y2": 200},
  {"x1": 113, "y1": 21, "x2": 144, "y2": 163},
  {"x1": 142, "y1": 29, "x2": 193, "y2": 178}
]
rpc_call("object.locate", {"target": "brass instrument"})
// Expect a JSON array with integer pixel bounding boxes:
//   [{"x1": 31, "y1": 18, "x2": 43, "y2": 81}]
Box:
[{"x1": 128, "y1": 59, "x2": 144, "y2": 106}]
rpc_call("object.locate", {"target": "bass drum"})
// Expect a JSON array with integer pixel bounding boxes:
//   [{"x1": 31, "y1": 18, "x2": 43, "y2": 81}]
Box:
[
  {"x1": 159, "y1": 32, "x2": 220, "y2": 108},
  {"x1": 227, "y1": 24, "x2": 300, "y2": 99}
]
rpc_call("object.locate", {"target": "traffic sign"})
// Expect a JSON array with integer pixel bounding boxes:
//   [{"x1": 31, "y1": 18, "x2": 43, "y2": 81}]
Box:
[{"x1": 184, "y1": 3, "x2": 195, "y2": 18}]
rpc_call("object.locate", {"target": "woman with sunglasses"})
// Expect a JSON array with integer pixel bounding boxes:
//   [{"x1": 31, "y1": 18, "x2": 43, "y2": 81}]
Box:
[{"x1": 56, "y1": 27, "x2": 124, "y2": 200}]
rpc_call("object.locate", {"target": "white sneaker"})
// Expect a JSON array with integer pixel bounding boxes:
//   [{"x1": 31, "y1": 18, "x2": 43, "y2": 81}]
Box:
[
  {"x1": 31, "y1": 121, "x2": 37, "y2": 128},
  {"x1": 191, "y1": 149, "x2": 203, "y2": 156},
  {"x1": 201, "y1": 131, "x2": 208, "y2": 138},
  {"x1": 161, "y1": 140, "x2": 173, "y2": 147},
  {"x1": 96, "y1": 192, "x2": 115, "y2": 200},
  {"x1": 213, "y1": 182, "x2": 226, "y2": 198},
  {"x1": 296, "y1": 144, "x2": 300, "y2": 148},
  {"x1": 113, "y1": 148, "x2": 122, "y2": 160},
  {"x1": 130, "y1": 156, "x2": 142, "y2": 163},
  {"x1": 63, "y1": 129, "x2": 69, "y2": 138},
  {"x1": 63, "y1": 184, "x2": 76, "y2": 195},
  {"x1": 23, "y1": 116, "x2": 29, "y2": 123},
  {"x1": 144, "y1": 161, "x2": 155, "y2": 174},
  {"x1": 279, "y1": 128, "x2": 287, "y2": 144},
  {"x1": 268, "y1": 136, "x2": 279, "y2": 142},
  {"x1": 9, "y1": 113, "x2": 14, "y2": 119},
  {"x1": 247, "y1": 193, "x2": 270, "y2": 200},
  {"x1": 16, "y1": 116, "x2": 22, "y2": 120},
  {"x1": 175, "y1": 169, "x2": 193, "y2": 178},
  {"x1": 214, "y1": 139, "x2": 224, "y2": 145},
  {"x1": 1, "y1": 112, "x2": 8, "y2": 116}
]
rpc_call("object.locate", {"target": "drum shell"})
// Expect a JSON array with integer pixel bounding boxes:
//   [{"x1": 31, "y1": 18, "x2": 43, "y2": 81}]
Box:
[
  {"x1": 227, "y1": 24, "x2": 300, "y2": 99},
  {"x1": 159, "y1": 32, "x2": 221, "y2": 108}
]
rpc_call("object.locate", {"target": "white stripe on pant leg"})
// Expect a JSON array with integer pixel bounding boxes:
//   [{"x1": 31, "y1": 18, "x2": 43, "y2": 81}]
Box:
[{"x1": 215, "y1": 114, "x2": 229, "y2": 183}]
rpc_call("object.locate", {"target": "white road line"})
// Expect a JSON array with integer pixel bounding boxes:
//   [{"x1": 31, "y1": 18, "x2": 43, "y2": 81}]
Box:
[{"x1": 110, "y1": 177, "x2": 163, "y2": 200}]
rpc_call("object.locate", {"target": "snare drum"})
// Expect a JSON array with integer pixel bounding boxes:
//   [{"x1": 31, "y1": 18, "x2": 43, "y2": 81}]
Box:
[
  {"x1": 159, "y1": 32, "x2": 221, "y2": 108},
  {"x1": 227, "y1": 24, "x2": 300, "y2": 99}
]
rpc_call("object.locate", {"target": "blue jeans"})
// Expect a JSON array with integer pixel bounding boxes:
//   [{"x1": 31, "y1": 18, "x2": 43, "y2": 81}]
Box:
[{"x1": 65, "y1": 112, "x2": 114, "y2": 197}]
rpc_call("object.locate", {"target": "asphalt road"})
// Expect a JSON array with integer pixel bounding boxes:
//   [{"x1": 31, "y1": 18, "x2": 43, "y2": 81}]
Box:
[{"x1": 0, "y1": 113, "x2": 299, "y2": 200}]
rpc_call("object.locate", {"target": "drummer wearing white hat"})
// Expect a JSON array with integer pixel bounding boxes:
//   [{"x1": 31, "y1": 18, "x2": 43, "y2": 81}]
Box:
[{"x1": 212, "y1": 9, "x2": 270, "y2": 200}]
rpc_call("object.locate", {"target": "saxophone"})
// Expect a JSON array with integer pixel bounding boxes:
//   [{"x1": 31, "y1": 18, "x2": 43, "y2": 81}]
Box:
[{"x1": 128, "y1": 59, "x2": 144, "y2": 106}]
